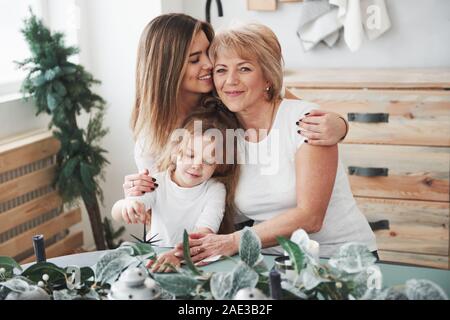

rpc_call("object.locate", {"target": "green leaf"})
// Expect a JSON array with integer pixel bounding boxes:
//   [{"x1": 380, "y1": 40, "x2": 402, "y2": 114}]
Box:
[
  {"x1": 239, "y1": 227, "x2": 261, "y2": 267},
  {"x1": 277, "y1": 236, "x2": 305, "y2": 274},
  {"x1": 21, "y1": 262, "x2": 66, "y2": 284},
  {"x1": 230, "y1": 262, "x2": 259, "y2": 297},
  {"x1": 80, "y1": 161, "x2": 95, "y2": 192},
  {"x1": 63, "y1": 157, "x2": 79, "y2": 178},
  {"x1": 0, "y1": 256, "x2": 23, "y2": 273},
  {"x1": 210, "y1": 272, "x2": 233, "y2": 300},
  {"x1": 120, "y1": 242, "x2": 155, "y2": 257},
  {"x1": 44, "y1": 68, "x2": 56, "y2": 81},
  {"x1": 153, "y1": 273, "x2": 199, "y2": 297},
  {"x1": 0, "y1": 278, "x2": 30, "y2": 293},
  {"x1": 61, "y1": 66, "x2": 77, "y2": 75},
  {"x1": 46, "y1": 92, "x2": 58, "y2": 111},
  {"x1": 93, "y1": 247, "x2": 135, "y2": 284},
  {"x1": 183, "y1": 230, "x2": 202, "y2": 276},
  {"x1": 53, "y1": 80, "x2": 67, "y2": 97},
  {"x1": 210, "y1": 262, "x2": 259, "y2": 300},
  {"x1": 80, "y1": 267, "x2": 95, "y2": 282},
  {"x1": 32, "y1": 74, "x2": 46, "y2": 86}
]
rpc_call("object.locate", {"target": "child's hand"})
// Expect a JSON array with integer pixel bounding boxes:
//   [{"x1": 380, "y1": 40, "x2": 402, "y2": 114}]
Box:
[
  {"x1": 146, "y1": 250, "x2": 181, "y2": 273},
  {"x1": 122, "y1": 199, "x2": 149, "y2": 224},
  {"x1": 296, "y1": 109, "x2": 348, "y2": 146}
]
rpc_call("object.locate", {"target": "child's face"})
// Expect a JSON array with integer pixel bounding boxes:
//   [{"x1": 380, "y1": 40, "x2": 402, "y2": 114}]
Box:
[{"x1": 174, "y1": 135, "x2": 218, "y2": 188}]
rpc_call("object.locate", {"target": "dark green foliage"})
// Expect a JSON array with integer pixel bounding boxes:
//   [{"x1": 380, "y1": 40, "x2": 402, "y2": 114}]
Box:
[
  {"x1": 103, "y1": 217, "x2": 125, "y2": 249},
  {"x1": 16, "y1": 10, "x2": 109, "y2": 249}
]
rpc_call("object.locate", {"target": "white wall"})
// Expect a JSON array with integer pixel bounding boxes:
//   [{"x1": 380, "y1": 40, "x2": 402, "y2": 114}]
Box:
[
  {"x1": 183, "y1": 0, "x2": 450, "y2": 68},
  {"x1": 75, "y1": 0, "x2": 164, "y2": 248},
  {"x1": 0, "y1": 98, "x2": 50, "y2": 139}
]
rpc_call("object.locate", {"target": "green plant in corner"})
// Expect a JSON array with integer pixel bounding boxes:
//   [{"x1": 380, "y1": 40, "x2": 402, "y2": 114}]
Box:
[
  {"x1": 103, "y1": 217, "x2": 125, "y2": 249},
  {"x1": 16, "y1": 10, "x2": 109, "y2": 249}
]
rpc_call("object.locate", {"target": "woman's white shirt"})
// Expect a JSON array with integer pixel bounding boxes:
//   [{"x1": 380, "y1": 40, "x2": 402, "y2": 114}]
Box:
[
  {"x1": 128, "y1": 170, "x2": 226, "y2": 247},
  {"x1": 234, "y1": 99, "x2": 377, "y2": 257}
]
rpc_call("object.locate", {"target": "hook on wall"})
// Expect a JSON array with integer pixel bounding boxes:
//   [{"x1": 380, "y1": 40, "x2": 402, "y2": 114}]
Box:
[{"x1": 205, "y1": 0, "x2": 223, "y2": 23}]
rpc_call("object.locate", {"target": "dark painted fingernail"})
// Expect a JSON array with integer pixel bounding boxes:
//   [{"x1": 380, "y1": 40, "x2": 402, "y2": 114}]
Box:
[
  {"x1": 141, "y1": 191, "x2": 145, "y2": 195},
  {"x1": 152, "y1": 178, "x2": 156, "y2": 182},
  {"x1": 154, "y1": 183, "x2": 159, "y2": 187},
  {"x1": 304, "y1": 140, "x2": 308, "y2": 143},
  {"x1": 297, "y1": 130, "x2": 301, "y2": 134},
  {"x1": 305, "y1": 112, "x2": 310, "y2": 115},
  {"x1": 151, "y1": 188, "x2": 155, "y2": 191},
  {"x1": 296, "y1": 121, "x2": 299, "y2": 125}
]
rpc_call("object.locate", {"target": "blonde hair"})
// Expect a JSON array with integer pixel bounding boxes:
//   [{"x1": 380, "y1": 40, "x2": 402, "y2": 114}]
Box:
[
  {"x1": 158, "y1": 99, "x2": 240, "y2": 234},
  {"x1": 130, "y1": 14, "x2": 214, "y2": 158},
  {"x1": 208, "y1": 23, "x2": 283, "y2": 102}
]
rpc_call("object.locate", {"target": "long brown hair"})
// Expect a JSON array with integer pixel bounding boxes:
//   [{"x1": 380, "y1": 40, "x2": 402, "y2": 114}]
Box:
[
  {"x1": 130, "y1": 14, "x2": 214, "y2": 159},
  {"x1": 158, "y1": 98, "x2": 240, "y2": 234}
]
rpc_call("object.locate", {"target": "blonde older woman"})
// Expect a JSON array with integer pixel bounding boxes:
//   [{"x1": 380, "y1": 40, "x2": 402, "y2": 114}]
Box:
[{"x1": 177, "y1": 23, "x2": 377, "y2": 262}]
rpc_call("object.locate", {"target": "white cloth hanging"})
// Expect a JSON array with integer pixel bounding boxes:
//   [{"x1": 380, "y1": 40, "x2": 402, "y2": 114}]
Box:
[
  {"x1": 296, "y1": 0, "x2": 391, "y2": 52},
  {"x1": 330, "y1": 0, "x2": 364, "y2": 52},
  {"x1": 296, "y1": 0, "x2": 342, "y2": 51}
]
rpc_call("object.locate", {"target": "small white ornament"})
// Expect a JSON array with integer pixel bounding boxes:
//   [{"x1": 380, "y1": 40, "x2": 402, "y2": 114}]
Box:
[
  {"x1": 37, "y1": 281, "x2": 45, "y2": 288},
  {"x1": 233, "y1": 288, "x2": 267, "y2": 300},
  {"x1": 0, "y1": 267, "x2": 5, "y2": 274},
  {"x1": 366, "y1": 265, "x2": 382, "y2": 290},
  {"x1": 42, "y1": 274, "x2": 49, "y2": 281},
  {"x1": 108, "y1": 267, "x2": 161, "y2": 300},
  {"x1": 290, "y1": 229, "x2": 320, "y2": 260}
]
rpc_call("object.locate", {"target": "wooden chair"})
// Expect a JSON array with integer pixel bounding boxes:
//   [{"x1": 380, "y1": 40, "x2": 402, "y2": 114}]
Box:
[{"x1": 0, "y1": 130, "x2": 84, "y2": 263}]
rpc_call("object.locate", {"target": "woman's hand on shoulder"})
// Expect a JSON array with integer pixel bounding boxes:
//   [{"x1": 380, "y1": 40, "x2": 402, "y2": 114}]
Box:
[
  {"x1": 296, "y1": 109, "x2": 348, "y2": 146},
  {"x1": 123, "y1": 168, "x2": 158, "y2": 197}
]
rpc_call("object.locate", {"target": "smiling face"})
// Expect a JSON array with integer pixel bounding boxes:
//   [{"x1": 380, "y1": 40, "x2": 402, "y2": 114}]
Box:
[
  {"x1": 173, "y1": 134, "x2": 217, "y2": 188},
  {"x1": 180, "y1": 31, "x2": 214, "y2": 96},
  {"x1": 213, "y1": 49, "x2": 270, "y2": 114}
]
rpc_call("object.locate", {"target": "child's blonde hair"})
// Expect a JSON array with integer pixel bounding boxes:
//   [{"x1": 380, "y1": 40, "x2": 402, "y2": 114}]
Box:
[{"x1": 157, "y1": 98, "x2": 240, "y2": 234}]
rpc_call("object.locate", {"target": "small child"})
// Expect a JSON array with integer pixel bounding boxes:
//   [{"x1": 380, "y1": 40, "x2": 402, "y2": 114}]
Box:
[{"x1": 112, "y1": 103, "x2": 239, "y2": 272}]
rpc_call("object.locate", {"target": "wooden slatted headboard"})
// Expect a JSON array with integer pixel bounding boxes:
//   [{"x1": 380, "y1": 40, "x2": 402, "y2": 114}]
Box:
[{"x1": 0, "y1": 130, "x2": 84, "y2": 263}]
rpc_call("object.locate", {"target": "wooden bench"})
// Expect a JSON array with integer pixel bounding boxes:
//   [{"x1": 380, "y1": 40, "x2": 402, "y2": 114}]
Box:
[
  {"x1": 0, "y1": 130, "x2": 84, "y2": 263},
  {"x1": 285, "y1": 68, "x2": 450, "y2": 269}
]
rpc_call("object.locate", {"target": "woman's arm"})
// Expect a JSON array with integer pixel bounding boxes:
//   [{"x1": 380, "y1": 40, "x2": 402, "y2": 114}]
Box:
[
  {"x1": 251, "y1": 143, "x2": 337, "y2": 247},
  {"x1": 182, "y1": 143, "x2": 338, "y2": 262}
]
